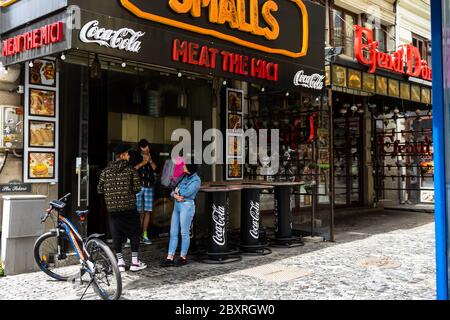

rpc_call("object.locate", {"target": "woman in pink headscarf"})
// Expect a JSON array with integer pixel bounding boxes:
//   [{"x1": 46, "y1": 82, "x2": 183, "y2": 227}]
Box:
[{"x1": 161, "y1": 158, "x2": 201, "y2": 267}]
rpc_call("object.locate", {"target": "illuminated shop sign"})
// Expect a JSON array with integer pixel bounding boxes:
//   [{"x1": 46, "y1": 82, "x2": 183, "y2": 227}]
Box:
[
  {"x1": 378, "y1": 133, "x2": 432, "y2": 158},
  {"x1": 120, "y1": 0, "x2": 309, "y2": 58},
  {"x1": 354, "y1": 25, "x2": 432, "y2": 81},
  {"x1": 293, "y1": 70, "x2": 325, "y2": 90},
  {"x1": 79, "y1": 20, "x2": 145, "y2": 53},
  {"x1": 0, "y1": 0, "x2": 18, "y2": 7},
  {"x1": 172, "y1": 38, "x2": 279, "y2": 81},
  {"x1": 1, "y1": 22, "x2": 64, "y2": 58}
]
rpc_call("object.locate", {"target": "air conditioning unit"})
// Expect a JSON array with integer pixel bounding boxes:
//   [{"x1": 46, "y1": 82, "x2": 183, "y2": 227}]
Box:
[{"x1": 0, "y1": 65, "x2": 21, "y2": 84}]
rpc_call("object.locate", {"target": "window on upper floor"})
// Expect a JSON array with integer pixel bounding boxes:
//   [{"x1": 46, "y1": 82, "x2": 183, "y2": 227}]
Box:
[
  {"x1": 412, "y1": 33, "x2": 431, "y2": 65},
  {"x1": 331, "y1": 6, "x2": 357, "y2": 58}
]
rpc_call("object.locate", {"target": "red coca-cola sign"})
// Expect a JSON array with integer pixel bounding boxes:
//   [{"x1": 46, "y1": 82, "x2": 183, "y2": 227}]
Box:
[
  {"x1": 354, "y1": 25, "x2": 432, "y2": 81},
  {"x1": 1, "y1": 21, "x2": 64, "y2": 58}
]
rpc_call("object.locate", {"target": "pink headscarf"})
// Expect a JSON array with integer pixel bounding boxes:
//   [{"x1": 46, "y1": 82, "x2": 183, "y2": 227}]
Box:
[{"x1": 172, "y1": 156, "x2": 186, "y2": 181}]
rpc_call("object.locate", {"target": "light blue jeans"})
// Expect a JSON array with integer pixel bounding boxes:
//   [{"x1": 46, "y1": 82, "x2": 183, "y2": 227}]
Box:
[{"x1": 168, "y1": 200, "x2": 196, "y2": 257}]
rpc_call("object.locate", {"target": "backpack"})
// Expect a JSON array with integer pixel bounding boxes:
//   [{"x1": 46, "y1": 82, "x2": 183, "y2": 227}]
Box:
[{"x1": 160, "y1": 159, "x2": 175, "y2": 188}]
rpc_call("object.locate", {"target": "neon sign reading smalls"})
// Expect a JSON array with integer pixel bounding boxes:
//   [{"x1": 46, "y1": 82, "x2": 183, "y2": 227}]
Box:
[{"x1": 354, "y1": 25, "x2": 432, "y2": 81}]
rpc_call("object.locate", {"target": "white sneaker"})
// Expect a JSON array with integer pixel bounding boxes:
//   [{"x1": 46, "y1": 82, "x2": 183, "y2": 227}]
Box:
[
  {"x1": 118, "y1": 263, "x2": 126, "y2": 273},
  {"x1": 129, "y1": 261, "x2": 147, "y2": 272}
]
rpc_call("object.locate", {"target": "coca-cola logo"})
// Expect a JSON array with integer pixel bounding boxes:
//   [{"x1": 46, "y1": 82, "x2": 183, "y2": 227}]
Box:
[
  {"x1": 293, "y1": 70, "x2": 325, "y2": 90},
  {"x1": 79, "y1": 20, "x2": 145, "y2": 53},
  {"x1": 249, "y1": 201, "x2": 260, "y2": 240},
  {"x1": 212, "y1": 204, "x2": 226, "y2": 246}
]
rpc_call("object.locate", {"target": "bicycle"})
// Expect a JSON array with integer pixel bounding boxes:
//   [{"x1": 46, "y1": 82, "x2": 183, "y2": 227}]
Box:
[{"x1": 33, "y1": 193, "x2": 122, "y2": 300}]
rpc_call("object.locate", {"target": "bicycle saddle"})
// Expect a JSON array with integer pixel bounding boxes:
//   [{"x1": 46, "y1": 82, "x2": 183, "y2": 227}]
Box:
[
  {"x1": 50, "y1": 200, "x2": 66, "y2": 210},
  {"x1": 76, "y1": 210, "x2": 89, "y2": 220}
]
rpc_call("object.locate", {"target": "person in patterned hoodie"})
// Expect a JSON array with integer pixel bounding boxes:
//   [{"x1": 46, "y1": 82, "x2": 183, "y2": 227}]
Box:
[{"x1": 97, "y1": 144, "x2": 147, "y2": 272}]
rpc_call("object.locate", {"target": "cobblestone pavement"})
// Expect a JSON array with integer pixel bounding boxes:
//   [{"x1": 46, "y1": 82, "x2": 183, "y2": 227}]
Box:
[{"x1": 0, "y1": 210, "x2": 436, "y2": 300}]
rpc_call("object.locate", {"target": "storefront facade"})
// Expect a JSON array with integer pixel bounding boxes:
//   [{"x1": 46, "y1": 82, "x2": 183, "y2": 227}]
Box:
[
  {"x1": 327, "y1": 24, "x2": 433, "y2": 210},
  {"x1": 0, "y1": 1, "x2": 327, "y2": 245}
]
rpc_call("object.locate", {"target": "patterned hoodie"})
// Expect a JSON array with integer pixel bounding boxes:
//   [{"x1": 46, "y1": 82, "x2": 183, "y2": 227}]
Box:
[{"x1": 97, "y1": 160, "x2": 141, "y2": 213}]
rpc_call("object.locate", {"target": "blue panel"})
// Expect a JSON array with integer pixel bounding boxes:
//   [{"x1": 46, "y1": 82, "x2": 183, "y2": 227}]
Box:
[{"x1": 431, "y1": 0, "x2": 449, "y2": 300}]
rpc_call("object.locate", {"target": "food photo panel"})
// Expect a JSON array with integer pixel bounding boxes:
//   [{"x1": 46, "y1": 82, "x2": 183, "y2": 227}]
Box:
[
  {"x1": 228, "y1": 159, "x2": 244, "y2": 179},
  {"x1": 29, "y1": 59, "x2": 56, "y2": 87},
  {"x1": 228, "y1": 113, "x2": 243, "y2": 131},
  {"x1": 28, "y1": 152, "x2": 55, "y2": 180},
  {"x1": 29, "y1": 89, "x2": 56, "y2": 117},
  {"x1": 227, "y1": 89, "x2": 243, "y2": 113},
  {"x1": 228, "y1": 136, "x2": 243, "y2": 157},
  {"x1": 29, "y1": 120, "x2": 55, "y2": 148}
]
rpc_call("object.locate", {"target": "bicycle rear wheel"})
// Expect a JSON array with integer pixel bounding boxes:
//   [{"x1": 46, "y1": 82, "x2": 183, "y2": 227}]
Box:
[
  {"x1": 86, "y1": 238, "x2": 122, "y2": 300},
  {"x1": 34, "y1": 231, "x2": 84, "y2": 282}
]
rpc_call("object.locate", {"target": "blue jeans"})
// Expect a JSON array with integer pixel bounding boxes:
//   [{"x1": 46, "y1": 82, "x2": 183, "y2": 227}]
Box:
[{"x1": 168, "y1": 200, "x2": 196, "y2": 257}]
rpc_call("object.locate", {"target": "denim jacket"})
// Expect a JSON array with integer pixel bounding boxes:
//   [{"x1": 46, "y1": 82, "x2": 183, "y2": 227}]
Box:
[{"x1": 171, "y1": 173, "x2": 201, "y2": 201}]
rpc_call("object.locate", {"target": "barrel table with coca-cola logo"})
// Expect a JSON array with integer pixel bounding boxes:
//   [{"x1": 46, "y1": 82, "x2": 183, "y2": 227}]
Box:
[
  {"x1": 197, "y1": 186, "x2": 244, "y2": 264},
  {"x1": 239, "y1": 184, "x2": 274, "y2": 255},
  {"x1": 258, "y1": 181, "x2": 305, "y2": 247}
]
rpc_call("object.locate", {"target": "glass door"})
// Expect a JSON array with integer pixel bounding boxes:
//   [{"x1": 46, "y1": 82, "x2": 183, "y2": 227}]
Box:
[{"x1": 334, "y1": 113, "x2": 363, "y2": 207}]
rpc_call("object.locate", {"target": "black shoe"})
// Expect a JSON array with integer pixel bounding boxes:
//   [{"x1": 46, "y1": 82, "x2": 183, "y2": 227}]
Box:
[
  {"x1": 175, "y1": 257, "x2": 188, "y2": 267},
  {"x1": 160, "y1": 258, "x2": 175, "y2": 267}
]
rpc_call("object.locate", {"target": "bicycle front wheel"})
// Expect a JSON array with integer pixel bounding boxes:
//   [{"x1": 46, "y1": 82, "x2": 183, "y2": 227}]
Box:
[
  {"x1": 86, "y1": 238, "x2": 122, "y2": 300},
  {"x1": 34, "y1": 231, "x2": 84, "y2": 282}
]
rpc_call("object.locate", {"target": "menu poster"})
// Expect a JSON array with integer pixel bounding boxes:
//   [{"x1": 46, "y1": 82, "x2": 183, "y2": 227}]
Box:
[
  {"x1": 225, "y1": 88, "x2": 244, "y2": 181},
  {"x1": 376, "y1": 77, "x2": 388, "y2": 96},
  {"x1": 333, "y1": 65, "x2": 347, "y2": 87},
  {"x1": 411, "y1": 85, "x2": 422, "y2": 102},
  {"x1": 400, "y1": 82, "x2": 411, "y2": 100},
  {"x1": 228, "y1": 136, "x2": 242, "y2": 157},
  {"x1": 362, "y1": 73, "x2": 375, "y2": 93},
  {"x1": 29, "y1": 120, "x2": 55, "y2": 148},
  {"x1": 348, "y1": 69, "x2": 362, "y2": 90},
  {"x1": 227, "y1": 89, "x2": 243, "y2": 113},
  {"x1": 228, "y1": 159, "x2": 244, "y2": 180},
  {"x1": 388, "y1": 80, "x2": 400, "y2": 98},
  {"x1": 28, "y1": 152, "x2": 55, "y2": 180},
  {"x1": 228, "y1": 114, "x2": 242, "y2": 130},
  {"x1": 29, "y1": 59, "x2": 56, "y2": 87},
  {"x1": 29, "y1": 89, "x2": 56, "y2": 117},
  {"x1": 24, "y1": 58, "x2": 59, "y2": 183},
  {"x1": 421, "y1": 88, "x2": 431, "y2": 104}
]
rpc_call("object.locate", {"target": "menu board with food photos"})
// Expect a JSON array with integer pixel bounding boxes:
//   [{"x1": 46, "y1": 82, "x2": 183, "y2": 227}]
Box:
[
  {"x1": 24, "y1": 58, "x2": 59, "y2": 183},
  {"x1": 29, "y1": 59, "x2": 56, "y2": 87},
  {"x1": 226, "y1": 88, "x2": 244, "y2": 180}
]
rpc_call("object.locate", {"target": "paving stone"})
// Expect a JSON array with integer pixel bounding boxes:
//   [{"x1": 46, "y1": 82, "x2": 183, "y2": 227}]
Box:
[{"x1": 0, "y1": 210, "x2": 436, "y2": 300}]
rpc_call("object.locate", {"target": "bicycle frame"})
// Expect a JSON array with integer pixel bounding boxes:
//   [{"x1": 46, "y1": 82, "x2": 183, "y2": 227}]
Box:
[{"x1": 51, "y1": 209, "x2": 93, "y2": 270}]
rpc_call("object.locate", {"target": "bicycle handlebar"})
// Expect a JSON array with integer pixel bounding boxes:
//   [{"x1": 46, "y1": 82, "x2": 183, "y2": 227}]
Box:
[
  {"x1": 59, "y1": 193, "x2": 71, "y2": 202},
  {"x1": 41, "y1": 193, "x2": 71, "y2": 224}
]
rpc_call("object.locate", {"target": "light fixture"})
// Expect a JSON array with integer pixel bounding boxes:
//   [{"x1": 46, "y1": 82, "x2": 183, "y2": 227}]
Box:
[
  {"x1": 178, "y1": 72, "x2": 182, "y2": 78},
  {"x1": 60, "y1": 53, "x2": 66, "y2": 61},
  {"x1": 285, "y1": 92, "x2": 290, "y2": 97},
  {"x1": 339, "y1": 107, "x2": 347, "y2": 115},
  {"x1": 29, "y1": 61, "x2": 34, "y2": 68},
  {"x1": 223, "y1": 80, "x2": 227, "y2": 86},
  {"x1": 121, "y1": 60, "x2": 127, "y2": 68},
  {"x1": 261, "y1": 87, "x2": 265, "y2": 92},
  {"x1": 90, "y1": 54, "x2": 102, "y2": 79}
]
